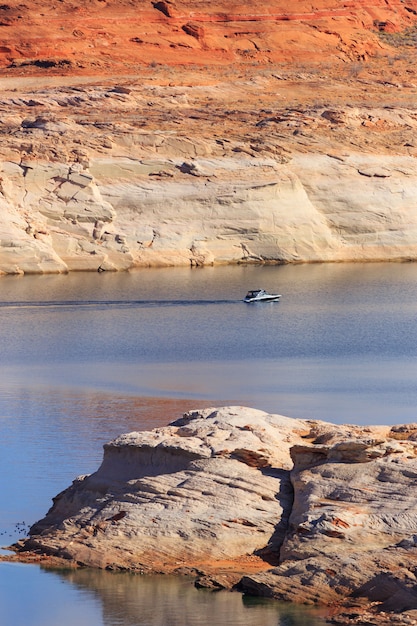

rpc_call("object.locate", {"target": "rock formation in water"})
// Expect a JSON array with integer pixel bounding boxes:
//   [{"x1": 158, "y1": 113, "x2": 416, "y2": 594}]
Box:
[
  {"x1": 1, "y1": 1, "x2": 417, "y2": 273},
  {"x1": 13, "y1": 406, "x2": 417, "y2": 624}
]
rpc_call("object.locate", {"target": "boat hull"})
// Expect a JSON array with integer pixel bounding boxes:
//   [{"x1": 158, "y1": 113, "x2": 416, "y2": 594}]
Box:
[{"x1": 244, "y1": 295, "x2": 281, "y2": 303}]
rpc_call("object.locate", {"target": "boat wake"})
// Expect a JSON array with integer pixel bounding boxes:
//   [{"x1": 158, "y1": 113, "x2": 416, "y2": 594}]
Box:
[{"x1": 0, "y1": 299, "x2": 240, "y2": 311}]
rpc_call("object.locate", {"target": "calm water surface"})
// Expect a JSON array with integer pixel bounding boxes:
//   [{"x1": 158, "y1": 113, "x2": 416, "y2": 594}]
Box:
[
  {"x1": 0, "y1": 563, "x2": 327, "y2": 626},
  {"x1": 1, "y1": 262, "x2": 417, "y2": 625}
]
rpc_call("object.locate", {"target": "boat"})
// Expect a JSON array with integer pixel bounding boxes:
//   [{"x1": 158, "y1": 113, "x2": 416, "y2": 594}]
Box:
[{"x1": 243, "y1": 289, "x2": 281, "y2": 303}]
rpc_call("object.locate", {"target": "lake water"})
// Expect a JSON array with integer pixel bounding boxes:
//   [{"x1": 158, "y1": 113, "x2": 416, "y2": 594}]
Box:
[{"x1": 1, "y1": 262, "x2": 417, "y2": 625}]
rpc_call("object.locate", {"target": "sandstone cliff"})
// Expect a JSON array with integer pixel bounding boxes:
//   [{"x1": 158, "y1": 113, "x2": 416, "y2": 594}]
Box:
[
  {"x1": 1, "y1": 1, "x2": 417, "y2": 274},
  {"x1": 2, "y1": 69, "x2": 417, "y2": 274},
  {"x1": 12, "y1": 407, "x2": 417, "y2": 624},
  {"x1": 2, "y1": 0, "x2": 417, "y2": 71}
]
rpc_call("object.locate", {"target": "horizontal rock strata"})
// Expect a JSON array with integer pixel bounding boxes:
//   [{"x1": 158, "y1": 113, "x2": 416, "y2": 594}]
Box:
[
  {"x1": 1, "y1": 0, "x2": 417, "y2": 70},
  {"x1": 2, "y1": 73, "x2": 417, "y2": 274},
  {"x1": 1, "y1": 0, "x2": 417, "y2": 275},
  {"x1": 13, "y1": 407, "x2": 417, "y2": 623}
]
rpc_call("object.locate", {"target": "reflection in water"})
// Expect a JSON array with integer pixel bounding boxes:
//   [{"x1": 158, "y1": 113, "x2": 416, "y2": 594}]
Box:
[
  {"x1": 1, "y1": 262, "x2": 417, "y2": 424},
  {"x1": 52, "y1": 566, "x2": 328, "y2": 626},
  {"x1": 0, "y1": 562, "x2": 328, "y2": 626}
]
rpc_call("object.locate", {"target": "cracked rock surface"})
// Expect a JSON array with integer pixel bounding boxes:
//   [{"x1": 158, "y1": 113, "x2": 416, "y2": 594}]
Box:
[{"x1": 11, "y1": 407, "x2": 417, "y2": 624}]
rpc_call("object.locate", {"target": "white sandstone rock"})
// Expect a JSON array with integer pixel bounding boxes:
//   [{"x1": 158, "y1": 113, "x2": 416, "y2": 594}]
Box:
[
  {"x1": 22, "y1": 407, "x2": 310, "y2": 570},
  {"x1": 15, "y1": 406, "x2": 417, "y2": 623},
  {"x1": 1, "y1": 136, "x2": 417, "y2": 273}
]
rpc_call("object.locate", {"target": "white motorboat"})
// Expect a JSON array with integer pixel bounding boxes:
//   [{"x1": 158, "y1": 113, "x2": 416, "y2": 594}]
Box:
[{"x1": 243, "y1": 289, "x2": 281, "y2": 303}]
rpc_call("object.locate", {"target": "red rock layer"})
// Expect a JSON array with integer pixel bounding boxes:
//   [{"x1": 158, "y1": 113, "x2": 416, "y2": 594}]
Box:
[{"x1": 1, "y1": 0, "x2": 417, "y2": 74}]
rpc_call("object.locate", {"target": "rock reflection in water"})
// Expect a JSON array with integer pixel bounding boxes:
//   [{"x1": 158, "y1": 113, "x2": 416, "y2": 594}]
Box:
[{"x1": 57, "y1": 568, "x2": 327, "y2": 626}]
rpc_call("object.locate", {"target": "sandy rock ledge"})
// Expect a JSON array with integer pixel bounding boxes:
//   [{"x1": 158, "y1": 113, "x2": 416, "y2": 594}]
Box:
[{"x1": 10, "y1": 406, "x2": 417, "y2": 624}]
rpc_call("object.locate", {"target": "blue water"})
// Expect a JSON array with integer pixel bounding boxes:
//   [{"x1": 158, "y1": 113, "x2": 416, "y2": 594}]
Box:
[
  {"x1": 1, "y1": 262, "x2": 417, "y2": 625},
  {"x1": 1, "y1": 262, "x2": 416, "y2": 422}
]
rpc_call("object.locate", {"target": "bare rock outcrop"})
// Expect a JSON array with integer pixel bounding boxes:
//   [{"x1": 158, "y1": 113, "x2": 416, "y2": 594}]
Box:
[
  {"x1": 1, "y1": 0, "x2": 417, "y2": 70},
  {"x1": 1, "y1": 72, "x2": 417, "y2": 274},
  {"x1": 240, "y1": 423, "x2": 417, "y2": 623},
  {"x1": 1, "y1": 2, "x2": 417, "y2": 275},
  {"x1": 19, "y1": 407, "x2": 309, "y2": 573},
  {"x1": 12, "y1": 407, "x2": 417, "y2": 623},
  {"x1": 2, "y1": 148, "x2": 417, "y2": 274}
]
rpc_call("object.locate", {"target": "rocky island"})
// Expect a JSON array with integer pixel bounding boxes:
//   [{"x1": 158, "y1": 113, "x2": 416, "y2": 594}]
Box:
[
  {"x1": 9, "y1": 406, "x2": 417, "y2": 625},
  {"x1": 1, "y1": 0, "x2": 417, "y2": 273}
]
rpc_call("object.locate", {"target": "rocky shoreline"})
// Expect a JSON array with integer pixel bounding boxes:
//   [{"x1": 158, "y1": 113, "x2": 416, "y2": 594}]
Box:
[{"x1": 7, "y1": 406, "x2": 417, "y2": 625}]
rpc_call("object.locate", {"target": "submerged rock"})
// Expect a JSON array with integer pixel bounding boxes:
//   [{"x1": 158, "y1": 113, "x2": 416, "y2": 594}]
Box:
[{"x1": 13, "y1": 406, "x2": 417, "y2": 623}]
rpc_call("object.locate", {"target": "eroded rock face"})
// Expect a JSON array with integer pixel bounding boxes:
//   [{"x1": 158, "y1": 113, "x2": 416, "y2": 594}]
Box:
[
  {"x1": 21, "y1": 407, "x2": 309, "y2": 571},
  {"x1": 1, "y1": 70, "x2": 417, "y2": 274},
  {"x1": 3, "y1": 148, "x2": 417, "y2": 274},
  {"x1": 1, "y1": 0, "x2": 417, "y2": 70},
  {"x1": 241, "y1": 422, "x2": 417, "y2": 622},
  {"x1": 1, "y1": 1, "x2": 417, "y2": 275},
  {"x1": 14, "y1": 407, "x2": 417, "y2": 622}
]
